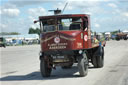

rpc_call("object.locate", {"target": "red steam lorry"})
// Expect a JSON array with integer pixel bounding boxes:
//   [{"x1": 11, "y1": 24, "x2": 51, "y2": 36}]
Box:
[{"x1": 34, "y1": 11, "x2": 106, "y2": 77}]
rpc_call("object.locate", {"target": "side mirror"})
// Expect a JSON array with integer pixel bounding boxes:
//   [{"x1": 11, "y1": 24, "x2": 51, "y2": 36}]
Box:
[{"x1": 34, "y1": 20, "x2": 39, "y2": 24}]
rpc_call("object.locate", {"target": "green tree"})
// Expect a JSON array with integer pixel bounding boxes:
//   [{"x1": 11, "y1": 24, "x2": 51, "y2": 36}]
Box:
[
  {"x1": 0, "y1": 32, "x2": 20, "y2": 35},
  {"x1": 28, "y1": 27, "x2": 35, "y2": 34},
  {"x1": 35, "y1": 28, "x2": 40, "y2": 35},
  {"x1": 10, "y1": 32, "x2": 20, "y2": 35},
  {"x1": 111, "y1": 30, "x2": 118, "y2": 35},
  {"x1": 28, "y1": 27, "x2": 40, "y2": 35}
]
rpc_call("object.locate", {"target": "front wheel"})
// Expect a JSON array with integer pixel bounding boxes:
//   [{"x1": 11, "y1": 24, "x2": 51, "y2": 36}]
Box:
[
  {"x1": 92, "y1": 46, "x2": 104, "y2": 68},
  {"x1": 78, "y1": 53, "x2": 88, "y2": 77},
  {"x1": 40, "y1": 58, "x2": 52, "y2": 77}
]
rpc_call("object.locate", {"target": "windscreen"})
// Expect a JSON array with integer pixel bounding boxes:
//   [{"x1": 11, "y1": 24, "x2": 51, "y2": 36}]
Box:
[{"x1": 41, "y1": 17, "x2": 82, "y2": 32}]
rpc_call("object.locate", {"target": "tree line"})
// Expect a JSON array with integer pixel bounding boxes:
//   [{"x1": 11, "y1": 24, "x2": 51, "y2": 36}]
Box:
[
  {"x1": 0, "y1": 32, "x2": 20, "y2": 35},
  {"x1": 0, "y1": 28, "x2": 120, "y2": 36},
  {"x1": 28, "y1": 27, "x2": 40, "y2": 35},
  {"x1": 0, "y1": 27, "x2": 40, "y2": 36}
]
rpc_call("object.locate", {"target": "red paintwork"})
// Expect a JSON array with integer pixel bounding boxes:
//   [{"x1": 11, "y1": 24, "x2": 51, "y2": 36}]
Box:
[
  {"x1": 41, "y1": 31, "x2": 84, "y2": 52},
  {"x1": 39, "y1": 14, "x2": 103, "y2": 52}
]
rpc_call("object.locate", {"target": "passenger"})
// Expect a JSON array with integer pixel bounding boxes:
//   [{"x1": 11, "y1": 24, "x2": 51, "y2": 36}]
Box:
[{"x1": 94, "y1": 36, "x2": 99, "y2": 43}]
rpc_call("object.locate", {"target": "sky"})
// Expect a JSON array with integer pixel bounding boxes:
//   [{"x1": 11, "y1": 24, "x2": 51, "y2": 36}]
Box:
[{"x1": 0, "y1": 0, "x2": 128, "y2": 34}]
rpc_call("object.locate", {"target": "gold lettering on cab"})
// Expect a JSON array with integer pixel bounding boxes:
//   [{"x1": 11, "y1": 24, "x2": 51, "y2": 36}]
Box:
[
  {"x1": 48, "y1": 43, "x2": 67, "y2": 49},
  {"x1": 60, "y1": 35, "x2": 76, "y2": 41},
  {"x1": 49, "y1": 46, "x2": 66, "y2": 49}
]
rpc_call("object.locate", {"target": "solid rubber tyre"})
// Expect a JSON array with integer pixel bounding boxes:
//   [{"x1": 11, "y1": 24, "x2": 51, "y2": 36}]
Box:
[
  {"x1": 40, "y1": 59, "x2": 52, "y2": 77},
  {"x1": 78, "y1": 53, "x2": 88, "y2": 77},
  {"x1": 92, "y1": 47, "x2": 104, "y2": 68}
]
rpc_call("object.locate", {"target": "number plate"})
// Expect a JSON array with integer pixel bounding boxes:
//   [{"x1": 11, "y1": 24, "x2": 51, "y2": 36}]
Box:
[{"x1": 53, "y1": 56, "x2": 64, "y2": 59}]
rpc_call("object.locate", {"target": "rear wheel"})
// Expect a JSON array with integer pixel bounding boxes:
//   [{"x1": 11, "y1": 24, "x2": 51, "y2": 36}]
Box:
[
  {"x1": 40, "y1": 58, "x2": 52, "y2": 77},
  {"x1": 78, "y1": 53, "x2": 88, "y2": 77},
  {"x1": 92, "y1": 46, "x2": 104, "y2": 68}
]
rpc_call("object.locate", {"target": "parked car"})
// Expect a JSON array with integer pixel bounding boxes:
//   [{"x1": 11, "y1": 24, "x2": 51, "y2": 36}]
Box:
[{"x1": 0, "y1": 37, "x2": 6, "y2": 48}]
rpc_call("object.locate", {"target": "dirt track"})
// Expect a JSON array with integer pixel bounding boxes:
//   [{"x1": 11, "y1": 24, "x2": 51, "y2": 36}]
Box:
[{"x1": 0, "y1": 40, "x2": 128, "y2": 85}]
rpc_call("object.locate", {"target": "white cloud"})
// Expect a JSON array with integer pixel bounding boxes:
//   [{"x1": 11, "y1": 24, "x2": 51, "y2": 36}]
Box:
[
  {"x1": 1, "y1": 3, "x2": 17, "y2": 9},
  {"x1": 54, "y1": 0, "x2": 102, "y2": 15},
  {"x1": 28, "y1": 7, "x2": 48, "y2": 30},
  {"x1": 1, "y1": 8, "x2": 20, "y2": 17},
  {"x1": 1, "y1": 0, "x2": 128, "y2": 33},
  {"x1": 0, "y1": 23, "x2": 9, "y2": 32},
  {"x1": 28, "y1": 16, "x2": 39, "y2": 29},
  {"x1": 0, "y1": 11, "x2": 1, "y2": 15},
  {"x1": 86, "y1": 12, "x2": 92, "y2": 15},
  {"x1": 8, "y1": 0, "x2": 59, "y2": 7},
  {"x1": 0, "y1": 23, "x2": 7, "y2": 29},
  {"x1": 111, "y1": 9, "x2": 120, "y2": 15},
  {"x1": 28, "y1": 16, "x2": 36, "y2": 21},
  {"x1": 108, "y1": 3, "x2": 117, "y2": 8},
  {"x1": 28, "y1": 7, "x2": 47, "y2": 17},
  {"x1": 67, "y1": 0, "x2": 111, "y2": 1},
  {"x1": 83, "y1": 7, "x2": 105, "y2": 15},
  {"x1": 122, "y1": 12, "x2": 128, "y2": 17},
  {"x1": 95, "y1": 23, "x2": 100, "y2": 28},
  {"x1": 30, "y1": 24, "x2": 39, "y2": 29},
  {"x1": 28, "y1": 7, "x2": 47, "y2": 28},
  {"x1": 54, "y1": 2, "x2": 74, "y2": 11}
]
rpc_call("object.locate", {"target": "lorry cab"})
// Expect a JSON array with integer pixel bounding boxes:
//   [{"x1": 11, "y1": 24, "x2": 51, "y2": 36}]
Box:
[
  {"x1": 39, "y1": 14, "x2": 92, "y2": 52},
  {"x1": 35, "y1": 14, "x2": 105, "y2": 77}
]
